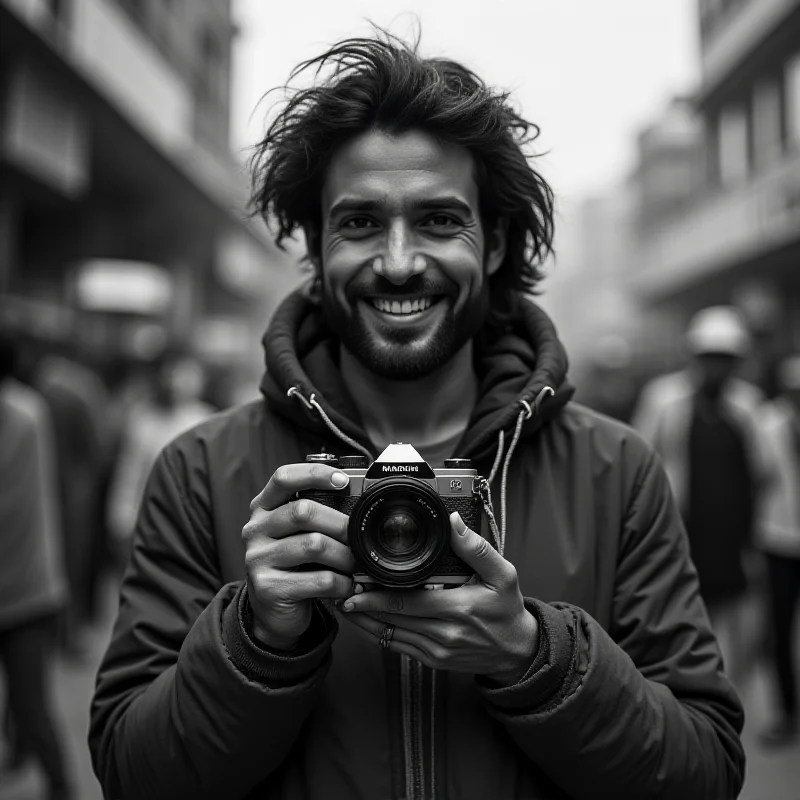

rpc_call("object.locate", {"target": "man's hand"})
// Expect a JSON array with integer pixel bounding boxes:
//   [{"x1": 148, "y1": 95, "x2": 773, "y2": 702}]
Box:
[
  {"x1": 243, "y1": 463, "x2": 357, "y2": 651},
  {"x1": 339, "y1": 512, "x2": 539, "y2": 686}
]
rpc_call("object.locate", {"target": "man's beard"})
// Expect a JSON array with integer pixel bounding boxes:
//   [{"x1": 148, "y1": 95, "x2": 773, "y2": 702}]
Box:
[{"x1": 322, "y1": 273, "x2": 490, "y2": 380}]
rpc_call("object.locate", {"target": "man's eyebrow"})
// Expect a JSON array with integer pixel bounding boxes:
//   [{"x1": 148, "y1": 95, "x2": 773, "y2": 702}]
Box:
[
  {"x1": 328, "y1": 197, "x2": 385, "y2": 216},
  {"x1": 328, "y1": 196, "x2": 474, "y2": 216},
  {"x1": 411, "y1": 196, "x2": 473, "y2": 215}
]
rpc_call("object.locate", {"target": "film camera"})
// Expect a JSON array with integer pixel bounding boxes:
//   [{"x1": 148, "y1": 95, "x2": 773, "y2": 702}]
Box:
[{"x1": 299, "y1": 443, "x2": 492, "y2": 588}]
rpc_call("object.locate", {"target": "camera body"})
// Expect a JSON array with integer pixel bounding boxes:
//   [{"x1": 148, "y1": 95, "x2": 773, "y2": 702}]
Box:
[{"x1": 299, "y1": 443, "x2": 487, "y2": 588}]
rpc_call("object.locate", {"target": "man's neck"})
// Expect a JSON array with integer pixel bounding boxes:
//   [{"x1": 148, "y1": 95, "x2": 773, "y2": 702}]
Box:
[{"x1": 340, "y1": 342, "x2": 478, "y2": 454}]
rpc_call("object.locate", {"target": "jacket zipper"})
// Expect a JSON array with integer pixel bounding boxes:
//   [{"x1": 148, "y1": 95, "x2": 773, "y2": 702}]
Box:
[{"x1": 401, "y1": 656, "x2": 439, "y2": 799}]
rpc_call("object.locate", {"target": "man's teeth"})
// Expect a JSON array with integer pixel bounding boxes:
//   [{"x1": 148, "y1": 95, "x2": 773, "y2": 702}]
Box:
[{"x1": 371, "y1": 297, "x2": 434, "y2": 315}]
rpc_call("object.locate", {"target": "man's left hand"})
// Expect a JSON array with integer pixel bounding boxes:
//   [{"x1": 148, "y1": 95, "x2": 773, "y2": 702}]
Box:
[{"x1": 339, "y1": 512, "x2": 539, "y2": 686}]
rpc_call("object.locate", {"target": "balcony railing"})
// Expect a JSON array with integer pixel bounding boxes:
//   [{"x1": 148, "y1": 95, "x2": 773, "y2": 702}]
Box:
[
  {"x1": 700, "y1": 0, "x2": 800, "y2": 98},
  {"x1": 634, "y1": 147, "x2": 800, "y2": 300}
]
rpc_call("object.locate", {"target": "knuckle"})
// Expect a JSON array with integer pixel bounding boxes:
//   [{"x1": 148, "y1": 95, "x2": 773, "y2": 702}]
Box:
[
  {"x1": 315, "y1": 571, "x2": 336, "y2": 593},
  {"x1": 499, "y1": 564, "x2": 519, "y2": 591},
  {"x1": 303, "y1": 532, "x2": 327, "y2": 555},
  {"x1": 248, "y1": 566, "x2": 274, "y2": 598},
  {"x1": 289, "y1": 498, "x2": 315, "y2": 526},
  {"x1": 241, "y1": 511, "x2": 268, "y2": 544},
  {"x1": 273, "y1": 465, "x2": 293, "y2": 488},
  {"x1": 309, "y1": 463, "x2": 330, "y2": 482},
  {"x1": 430, "y1": 644, "x2": 450, "y2": 662}
]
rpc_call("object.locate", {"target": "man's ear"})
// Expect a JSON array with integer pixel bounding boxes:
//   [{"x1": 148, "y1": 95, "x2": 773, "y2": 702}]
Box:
[
  {"x1": 303, "y1": 225, "x2": 322, "y2": 273},
  {"x1": 485, "y1": 218, "x2": 508, "y2": 277}
]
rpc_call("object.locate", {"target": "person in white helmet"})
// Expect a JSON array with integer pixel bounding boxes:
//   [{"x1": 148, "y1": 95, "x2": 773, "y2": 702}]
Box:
[
  {"x1": 753, "y1": 354, "x2": 800, "y2": 746},
  {"x1": 632, "y1": 306, "x2": 772, "y2": 683}
]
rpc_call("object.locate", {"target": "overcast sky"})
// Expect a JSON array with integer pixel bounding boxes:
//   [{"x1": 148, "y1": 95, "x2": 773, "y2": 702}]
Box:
[{"x1": 230, "y1": 0, "x2": 700, "y2": 204}]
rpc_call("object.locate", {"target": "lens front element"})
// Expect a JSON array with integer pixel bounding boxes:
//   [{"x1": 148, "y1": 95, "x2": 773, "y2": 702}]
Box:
[
  {"x1": 378, "y1": 509, "x2": 423, "y2": 556},
  {"x1": 349, "y1": 478, "x2": 450, "y2": 587}
]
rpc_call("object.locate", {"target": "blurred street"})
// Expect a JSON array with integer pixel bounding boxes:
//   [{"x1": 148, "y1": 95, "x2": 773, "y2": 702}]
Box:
[{"x1": 0, "y1": 579, "x2": 798, "y2": 800}]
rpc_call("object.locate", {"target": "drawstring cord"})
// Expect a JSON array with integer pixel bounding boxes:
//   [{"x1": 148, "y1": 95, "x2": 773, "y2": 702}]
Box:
[
  {"x1": 287, "y1": 387, "x2": 373, "y2": 460},
  {"x1": 493, "y1": 386, "x2": 555, "y2": 556},
  {"x1": 487, "y1": 429, "x2": 505, "y2": 486},
  {"x1": 288, "y1": 382, "x2": 556, "y2": 558}
]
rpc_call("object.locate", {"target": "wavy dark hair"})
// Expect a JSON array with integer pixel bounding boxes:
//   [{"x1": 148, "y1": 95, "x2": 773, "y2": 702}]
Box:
[{"x1": 250, "y1": 30, "x2": 555, "y2": 329}]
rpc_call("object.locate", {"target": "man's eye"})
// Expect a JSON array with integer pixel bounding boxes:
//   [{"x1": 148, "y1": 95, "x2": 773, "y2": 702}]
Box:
[
  {"x1": 423, "y1": 215, "x2": 460, "y2": 230},
  {"x1": 342, "y1": 217, "x2": 377, "y2": 230}
]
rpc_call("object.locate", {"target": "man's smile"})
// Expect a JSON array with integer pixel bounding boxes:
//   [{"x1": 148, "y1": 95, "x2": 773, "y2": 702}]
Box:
[{"x1": 359, "y1": 295, "x2": 447, "y2": 325}]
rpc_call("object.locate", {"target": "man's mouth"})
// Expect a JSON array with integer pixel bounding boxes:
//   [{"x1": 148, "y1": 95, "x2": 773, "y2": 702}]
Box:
[{"x1": 368, "y1": 296, "x2": 441, "y2": 316}]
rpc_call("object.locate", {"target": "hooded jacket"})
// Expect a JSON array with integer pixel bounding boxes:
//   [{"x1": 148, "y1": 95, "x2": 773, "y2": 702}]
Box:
[{"x1": 90, "y1": 290, "x2": 745, "y2": 800}]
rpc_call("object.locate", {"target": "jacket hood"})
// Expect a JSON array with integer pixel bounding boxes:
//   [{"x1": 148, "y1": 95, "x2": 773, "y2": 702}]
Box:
[{"x1": 260, "y1": 287, "x2": 574, "y2": 463}]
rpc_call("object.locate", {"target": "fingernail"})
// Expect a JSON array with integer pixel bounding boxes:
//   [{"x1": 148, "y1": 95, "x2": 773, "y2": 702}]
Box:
[
  {"x1": 331, "y1": 472, "x2": 349, "y2": 488},
  {"x1": 354, "y1": 583, "x2": 364, "y2": 594},
  {"x1": 453, "y1": 513, "x2": 468, "y2": 535},
  {"x1": 343, "y1": 601, "x2": 354, "y2": 612}
]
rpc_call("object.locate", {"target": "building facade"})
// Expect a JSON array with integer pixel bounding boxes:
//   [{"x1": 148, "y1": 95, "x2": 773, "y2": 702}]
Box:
[
  {"x1": 0, "y1": 0, "x2": 299, "y2": 393},
  {"x1": 633, "y1": 0, "x2": 800, "y2": 361}
]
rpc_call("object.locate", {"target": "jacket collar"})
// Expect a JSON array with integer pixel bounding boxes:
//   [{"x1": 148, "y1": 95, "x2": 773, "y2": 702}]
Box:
[{"x1": 260, "y1": 287, "x2": 574, "y2": 462}]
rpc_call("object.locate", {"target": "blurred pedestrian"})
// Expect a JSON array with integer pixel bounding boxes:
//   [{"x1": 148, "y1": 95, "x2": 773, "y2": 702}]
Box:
[
  {"x1": 754, "y1": 353, "x2": 800, "y2": 747},
  {"x1": 632, "y1": 306, "x2": 771, "y2": 683},
  {"x1": 0, "y1": 335, "x2": 74, "y2": 800},
  {"x1": 106, "y1": 350, "x2": 214, "y2": 562},
  {"x1": 27, "y1": 341, "x2": 111, "y2": 657}
]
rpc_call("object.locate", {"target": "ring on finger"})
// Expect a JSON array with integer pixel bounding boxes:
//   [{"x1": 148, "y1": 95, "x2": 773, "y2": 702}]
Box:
[{"x1": 379, "y1": 622, "x2": 395, "y2": 649}]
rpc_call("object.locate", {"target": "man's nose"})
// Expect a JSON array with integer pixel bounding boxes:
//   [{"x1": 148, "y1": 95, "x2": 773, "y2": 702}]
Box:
[{"x1": 374, "y1": 222, "x2": 427, "y2": 285}]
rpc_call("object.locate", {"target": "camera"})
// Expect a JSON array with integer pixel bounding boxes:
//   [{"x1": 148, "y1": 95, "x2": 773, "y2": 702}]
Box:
[{"x1": 299, "y1": 443, "x2": 491, "y2": 588}]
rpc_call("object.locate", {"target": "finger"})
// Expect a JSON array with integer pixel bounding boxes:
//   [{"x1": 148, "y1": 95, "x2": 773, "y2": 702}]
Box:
[
  {"x1": 255, "y1": 569, "x2": 355, "y2": 601},
  {"x1": 251, "y1": 463, "x2": 350, "y2": 512},
  {"x1": 258, "y1": 532, "x2": 356, "y2": 573},
  {"x1": 341, "y1": 612, "x2": 444, "y2": 664},
  {"x1": 365, "y1": 611, "x2": 445, "y2": 637},
  {"x1": 449, "y1": 512, "x2": 515, "y2": 589},
  {"x1": 259, "y1": 498, "x2": 350, "y2": 543},
  {"x1": 341, "y1": 586, "x2": 455, "y2": 617}
]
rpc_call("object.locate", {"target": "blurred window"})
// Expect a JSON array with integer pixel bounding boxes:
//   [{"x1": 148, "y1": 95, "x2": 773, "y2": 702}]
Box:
[
  {"x1": 717, "y1": 105, "x2": 749, "y2": 186},
  {"x1": 198, "y1": 28, "x2": 225, "y2": 105},
  {"x1": 752, "y1": 79, "x2": 782, "y2": 169},
  {"x1": 787, "y1": 51, "x2": 800, "y2": 147}
]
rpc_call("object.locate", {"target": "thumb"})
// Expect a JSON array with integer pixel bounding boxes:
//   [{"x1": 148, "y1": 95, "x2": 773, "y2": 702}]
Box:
[{"x1": 449, "y1": 512, "x2": 509, "y2": 587}]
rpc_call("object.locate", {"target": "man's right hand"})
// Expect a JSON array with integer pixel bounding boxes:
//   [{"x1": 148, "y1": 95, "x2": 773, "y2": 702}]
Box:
[{"x1": 242, "y1": 463, "x2": 354, "y2": 651}]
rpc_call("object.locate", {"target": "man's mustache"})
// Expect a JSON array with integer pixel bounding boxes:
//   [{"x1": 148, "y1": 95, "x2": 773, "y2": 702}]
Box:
[{"x1": 346, "y1": 274, "x2": 456, "y2": 300}]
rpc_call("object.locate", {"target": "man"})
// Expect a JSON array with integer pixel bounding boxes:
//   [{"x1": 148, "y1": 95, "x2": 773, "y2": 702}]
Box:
[
  {"x1": 632, "y1": 306, "x2": 769, "y2": 683},
  {"x1": 754, "y1": 354, "x2": 800, "y2": 746},
  {"x1": 90, "y1": 34, "x2": 745, "y2": 799},
  {"x1": 0, "y1": 335, "x2": 73, "y2": 800}
]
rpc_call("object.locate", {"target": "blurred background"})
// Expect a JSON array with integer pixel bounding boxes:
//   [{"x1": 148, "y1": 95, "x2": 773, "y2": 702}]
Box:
[{"x1": 1, "y1": 0, "x2": 799, "y2": 797}]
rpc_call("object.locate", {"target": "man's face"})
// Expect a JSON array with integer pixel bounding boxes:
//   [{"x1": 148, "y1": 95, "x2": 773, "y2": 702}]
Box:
[
  {"x1": 314, "y1": 128, "x2": 506, "y2": 380},
  {"x1": 694, "y1": 353, "x2": 741, "y2": 395}
]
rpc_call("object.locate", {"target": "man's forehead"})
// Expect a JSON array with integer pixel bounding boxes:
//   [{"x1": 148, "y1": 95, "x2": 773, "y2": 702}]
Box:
[{"x1": 322, "y1": 129, "x2": 478, "y2": 209}]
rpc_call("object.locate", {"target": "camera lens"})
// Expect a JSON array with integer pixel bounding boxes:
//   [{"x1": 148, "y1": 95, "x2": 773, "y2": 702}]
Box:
[
  {"x1": 378, "y1": 511, "x2": 421, "y2": 555},
  {"x1": 348, "y1": 478, "x2": 449, "y2": 587}
]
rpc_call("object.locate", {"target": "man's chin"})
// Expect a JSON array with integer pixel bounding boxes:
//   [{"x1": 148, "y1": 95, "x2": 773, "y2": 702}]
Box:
[{"x1": 349, "y1": 319, "x2": 469, "y2": 378}]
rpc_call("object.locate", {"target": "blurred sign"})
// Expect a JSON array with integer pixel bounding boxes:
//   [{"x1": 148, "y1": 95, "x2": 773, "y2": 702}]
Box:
[
  {"x1": 1, "y1": 61, "x2": 89, "y2": 197},
  {"x1": 74, "y1": 260, "x2": 173, "y2": 314}
]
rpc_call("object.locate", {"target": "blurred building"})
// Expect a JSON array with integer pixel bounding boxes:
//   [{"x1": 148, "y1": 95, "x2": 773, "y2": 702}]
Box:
[
  {"x1": 0, "y1": 0, "x2": 300, "y2": 396},
  {"x1": 633, "y1": 0, "x2": 800, "y2": 361}
]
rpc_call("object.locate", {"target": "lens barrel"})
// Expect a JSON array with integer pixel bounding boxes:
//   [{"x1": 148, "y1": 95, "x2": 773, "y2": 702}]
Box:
[{"x1": 348, "y1": 477, "x2": 450, "y2": 587}]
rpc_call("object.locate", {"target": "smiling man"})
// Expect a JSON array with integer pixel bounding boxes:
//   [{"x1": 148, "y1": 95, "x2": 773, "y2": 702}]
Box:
[{"x1": 90, "y1": 34, "x2": 745, "y2": 800}]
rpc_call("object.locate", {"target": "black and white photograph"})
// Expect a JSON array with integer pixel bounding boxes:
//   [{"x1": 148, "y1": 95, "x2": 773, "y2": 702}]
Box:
[{"x1": 1, "y1": 0, "x2": 800, "y2": 798}]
